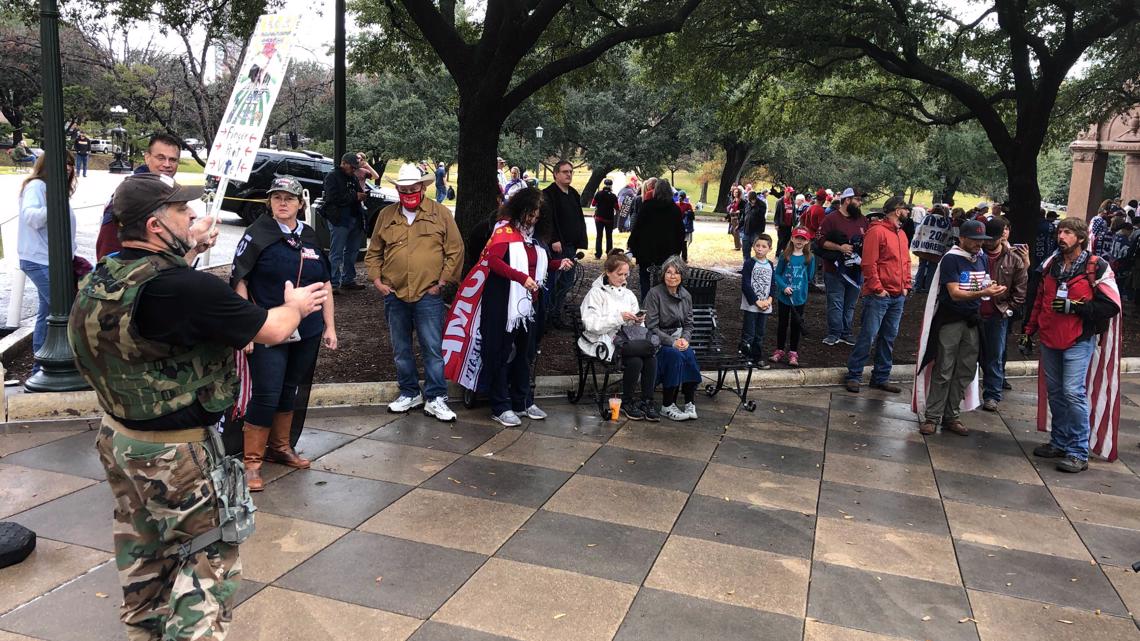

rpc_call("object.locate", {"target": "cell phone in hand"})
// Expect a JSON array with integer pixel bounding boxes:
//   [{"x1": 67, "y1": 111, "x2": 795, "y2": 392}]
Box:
[
  {"x1": 1013, "y1": 243, "x2": 1028, "y2": 251},
  {"x1": 637, "y1": 310, "x2": 646, "y2": 316}
]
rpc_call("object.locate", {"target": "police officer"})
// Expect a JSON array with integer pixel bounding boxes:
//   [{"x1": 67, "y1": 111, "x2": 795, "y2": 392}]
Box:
[{"x1": 68, "y1": 173, "x2": 327, "y2": 641}]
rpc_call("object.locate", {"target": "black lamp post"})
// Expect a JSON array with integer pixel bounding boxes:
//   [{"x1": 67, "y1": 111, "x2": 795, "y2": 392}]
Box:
[
  {"x1": 24, "y1": 0, "x2": 88, "y2": 392},
  {"x1": 333, "y1": 0, "x2": 346, "y2": 162},
  {"x1": 108, "y1": 106, "x2": 131, "y2": 174},
  {"x1": 534, "y1": 125, "x2": 543, "y2": 185}
]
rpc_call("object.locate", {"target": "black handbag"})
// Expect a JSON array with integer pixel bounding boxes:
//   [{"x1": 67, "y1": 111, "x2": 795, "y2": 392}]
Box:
[{"x1": 615, "y1": 324, "x2": 659, "y2": 358}]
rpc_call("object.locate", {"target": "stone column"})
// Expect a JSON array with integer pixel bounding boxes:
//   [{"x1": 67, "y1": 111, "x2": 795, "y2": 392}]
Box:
[
  {"x1": 1122, "y1": 153, "x2": 1140, "y2": 204},
  {"x1": 1067, "y1": 149, "x2": 1108, "y2": 220}
]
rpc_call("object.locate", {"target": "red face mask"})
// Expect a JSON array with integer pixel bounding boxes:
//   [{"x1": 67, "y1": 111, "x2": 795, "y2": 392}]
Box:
[{"x1": 400, "y1": 190, "x2": 424, "y2": 210}]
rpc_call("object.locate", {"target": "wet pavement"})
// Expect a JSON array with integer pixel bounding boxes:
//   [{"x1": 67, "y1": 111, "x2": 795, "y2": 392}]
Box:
[{"x1": 3, "y1": 378, "x2": 1140, "y2": 640}]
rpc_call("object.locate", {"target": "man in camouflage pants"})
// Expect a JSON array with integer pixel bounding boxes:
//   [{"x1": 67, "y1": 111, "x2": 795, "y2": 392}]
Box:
[{"x1": 69, "y1": 173, "x2": 327, "y2": 640}]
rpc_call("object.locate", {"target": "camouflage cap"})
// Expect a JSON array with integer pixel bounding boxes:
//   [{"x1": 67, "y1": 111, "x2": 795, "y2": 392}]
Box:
[
  {"x1": 113, "y1": 173, "x2": 203, "y2": 226},
  {"x1": 267, "y1": 176, "x2": 303, "y2": 197}
]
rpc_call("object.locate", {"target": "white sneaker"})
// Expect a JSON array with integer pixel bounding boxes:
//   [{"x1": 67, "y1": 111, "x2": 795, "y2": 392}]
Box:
[
  {"x1": 683, "y1": 402, "x2": 698, "y2": 420},
  {"x1": 424, "y1": 397, "x2": 457, "y2": 422},
  {"x1": 525, "y1": 404, "x2": 547, "y2": 420},
  {"x1": 492, "y1": 410, "x2": 522, "y2": 427},
  {"x1": 388, "y1": 393, "x2": 424, "y2": 413},
  {"x1": 661, "y1": 404, "x2": 689, "y2": 422}
]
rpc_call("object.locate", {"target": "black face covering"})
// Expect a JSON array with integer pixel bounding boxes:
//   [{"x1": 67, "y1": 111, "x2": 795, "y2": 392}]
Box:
[{"x1": 155, "y1": 218, "x2": 193, "y2": 257}]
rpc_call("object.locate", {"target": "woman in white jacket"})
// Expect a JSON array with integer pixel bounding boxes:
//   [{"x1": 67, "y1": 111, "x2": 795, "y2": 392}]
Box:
[
  {"x1": 18, "y1": 153, "x2": 78, "y2": 360},
  {"x1": 579, "y1": 249, "x2": 659, "y2": 420}
]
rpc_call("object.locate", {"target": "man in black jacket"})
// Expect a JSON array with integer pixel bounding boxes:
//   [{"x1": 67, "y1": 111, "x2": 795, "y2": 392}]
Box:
[
  {"x1": 542, "y1": 160, "x2": 588, "y2": 324},
  {"x1": 323, "y1": 153, "x2": 367, "y2": 292},
  {"x1": 592, "y1": 178, "x2": 619, "y2": 259},
  {"x1": 742, "y1": 190, "x2": 767, "y2": 261}
]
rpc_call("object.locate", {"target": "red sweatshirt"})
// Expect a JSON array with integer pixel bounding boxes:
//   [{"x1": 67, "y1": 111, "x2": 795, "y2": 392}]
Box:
[{"x1": 860, "y1": 218, "x2": 912, "y2": 296}]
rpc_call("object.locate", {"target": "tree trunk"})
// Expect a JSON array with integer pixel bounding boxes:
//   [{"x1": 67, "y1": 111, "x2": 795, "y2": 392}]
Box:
[
  {"x1": 1004, "y1": 157, "x2": 1041, "y2": 246},
  {"x1": 455, "y1": 107, "x2": 506, "y2": 239},
  {"x1": 941, "y1": 176, "x2": 962, "y2": 207},
  {"x1": 699, "y1": 179, "x2": 708, "y2": 205},
  {"x1": 579, "y1": 166, "x2": 612, "y2": 207},
  {"x1": 714, "y1": 138, "x2": 751, "y2": 213}
]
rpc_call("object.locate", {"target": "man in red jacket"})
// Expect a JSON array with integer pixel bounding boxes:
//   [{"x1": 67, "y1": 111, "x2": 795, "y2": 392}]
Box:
[{"x1": 845, "y1": 196, "x2": 913, "y2": 393}]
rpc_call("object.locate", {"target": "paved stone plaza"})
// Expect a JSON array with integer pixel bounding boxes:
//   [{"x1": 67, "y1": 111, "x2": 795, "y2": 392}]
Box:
[{"x1": 3, "y1": 378, "x2": 1140, "y2": 641}]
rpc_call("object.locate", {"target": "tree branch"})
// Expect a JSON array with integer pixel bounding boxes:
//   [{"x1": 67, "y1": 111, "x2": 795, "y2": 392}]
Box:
[{"x1": 398, "y1": 0, "x2": 472, "y2": 78}]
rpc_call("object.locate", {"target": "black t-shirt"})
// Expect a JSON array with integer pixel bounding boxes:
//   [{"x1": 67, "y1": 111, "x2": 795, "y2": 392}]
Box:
[{"x1": 115, "y1": 248, "x2": 267, "y2": 430}]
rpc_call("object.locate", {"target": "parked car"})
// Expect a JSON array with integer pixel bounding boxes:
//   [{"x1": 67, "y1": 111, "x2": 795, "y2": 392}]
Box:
[
  {"x1": 89, "y1": 139, "x2": 113, "y2": 153},
  {"x1": 310, "y1": 184, "x2": 399, "y2": 259}
]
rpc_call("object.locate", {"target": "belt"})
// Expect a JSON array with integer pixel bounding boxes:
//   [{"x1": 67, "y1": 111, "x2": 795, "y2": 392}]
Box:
[{"x1": 103, "y1": 415, "x2": 209, "y2": 443}]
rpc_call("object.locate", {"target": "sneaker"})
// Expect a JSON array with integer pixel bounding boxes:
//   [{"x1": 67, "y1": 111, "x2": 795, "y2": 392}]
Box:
[
  {"x1": 838, "y1": 336, "x2": 856, "y2": 346},
  {"x1": 491, "y1": 410, "x2": 522, "y2": 427},
  {"x1": 787, "y1": 351, "x2": 799, "y2": 367},
  {"x1": 683, "y1": 402, "x2": 698, "y2": 420},
  {"x1": 643, "y1": 402, "x2": 660, "y2": 422},
  {"x1": 845, "y1": 380, "x2": 860, "y2": 393},
  {"x1": 1056, "y1": 456, "x2": 1088, "y2": 473},
  {"x1": 822, "y1": 336, "x2": 840, "y2": 346},
  {"x1": 524, "y1": 404, "x2": 547, "y2": 420},
  {"x1": 388, "y1": 393, "x2": 424, "y2": 413},
  {"x1": 869, "y1": 382, "x2": 902, "y2": 393},
  {"x1": 982, "y1": 398, "x2": 999, "y2": 412},
  {"x1": 755, "y1": 361, "x2": 771, "y2": 370},
  {"x1": 769, "y1": 349, "x2": 785, "y2": 363},
  {"x1": 919, "y1": 420, "x2": 937, "y2": 435},
  {"x1": 1033, "y1": 443, "x2": 1066, "y2": 458},
  {"x1": 622, "y1": 402, "x2": 645, "y2": 421},
  {"x1": 661, "y1": 403, "x2": 689, "y2": 421},
  {"x1": 424, "y1": 397, "x2": 457, "y2": 422}
]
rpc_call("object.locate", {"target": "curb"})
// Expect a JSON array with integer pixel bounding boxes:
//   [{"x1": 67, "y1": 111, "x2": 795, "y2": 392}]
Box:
[{"x1": 8, "y1": 357, "x2": 1140, "y2": 423}]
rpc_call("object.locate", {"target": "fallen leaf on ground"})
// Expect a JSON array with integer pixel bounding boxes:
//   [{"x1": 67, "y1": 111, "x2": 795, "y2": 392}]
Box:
[
  {"x1": 95, "y1": 593, "x2": 108, "y2": 598},
  {"x1": 553, "y1": 613, "x2": 566, "y2": 620}
]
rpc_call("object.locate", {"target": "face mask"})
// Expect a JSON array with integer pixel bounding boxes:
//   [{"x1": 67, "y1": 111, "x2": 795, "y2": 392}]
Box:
[
  {"x1": 156, "y1": 218, "x2": 193, "y2": 257},
  {"x1": 400, "y1": 190, "x2": 424, "y2": 210}
]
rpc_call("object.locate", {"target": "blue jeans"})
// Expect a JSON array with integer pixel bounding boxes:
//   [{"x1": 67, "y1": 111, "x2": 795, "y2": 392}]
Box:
[
  {"x1": 385, "y1": 292, "x2": 447, "y2": 400},
  {"x1": 19, "y1": 260, "x2": 50, "y2": 355},
  {"x1": 1040, "y1": 338, "x2": 1096, "y2": 461},
  {"x1": 845, "y1": 294, "x2": 905, "y2": 384},
  {"x1": 436, "y1": 184, "x2": 446, "y2": 203},
  {"x1": 824, "y1": 270, "x2": 860, "y2": 341},
  {"x1": 740, "y1": 233, "x2": 754, "y2": 262},
  {"x1": 914, "y1": 261, "x2": 935, "y2": 292},
  {"x1": 978, "y1": 316, "x2": 1009, "y2": 402},
  {"x1": 246, "y1": 335, "x2": 321, "y2": 426},
  {"x1": 328, "y1": 220, "x2": 363, "y2": 287},
  {"x1": 741, "y1": 310, "x2": 768, "y2": 359},
  {"x1": 75, "y1": 153, "x2": 88, "y2": 176}
]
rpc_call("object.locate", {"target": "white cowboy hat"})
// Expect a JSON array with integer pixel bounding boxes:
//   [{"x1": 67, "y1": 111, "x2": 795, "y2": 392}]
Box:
[{"x1": 387, "y1": 163, "x2": 434, "y2": 187}]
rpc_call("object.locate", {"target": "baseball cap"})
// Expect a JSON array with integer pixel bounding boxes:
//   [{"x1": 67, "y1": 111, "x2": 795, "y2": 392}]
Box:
[
  {"x1": 341, "y1": 153, "x2": 360, "y2": 167},
  {"x1": 984, "y1": 218, "x2": 1006, "y2": 239},
  {"x1": 815, "y1": 188, "x2": 828, "y2": 201},
  {"x1": 959, "y1": 219, "x2": 991, "y2": 240},
  {"x1": 113, "y1": 174, "x2": 203, "y2": 226},
  {"x1": 882, "y1": 196, "x2": 912, "y2": 213},
  {"x1": 838, "y1": 187, "x2": 866, "y2": 200},
  {"x1": 792, "y1": 227, "x2": 813, "y2": 241},
  {"x1": 975, "y1": 201, "x2": 989, "y2": 210},
  {"x1": 267, "y1": 176, "x2": 304, "y2": 197}
]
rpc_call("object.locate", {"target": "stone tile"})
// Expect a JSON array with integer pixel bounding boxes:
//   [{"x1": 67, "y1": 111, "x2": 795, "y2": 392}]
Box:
[
  {"x1": 542, "y1": 475, "x2": 688, "y2": 532},
  {"x1": 926, "y1": 442, "x2": 1042, "y2": 484},
  {"x1": 823, "y1": 452, "x2": 938, "y2": 498},
  {"x1": 969, "y1": 590, "x2": 1140, "y2": 641},
  {"x1": 955, "y1": 541, "x2": 1127, "y2": 615},
  {"x1": 694, "y1": 463, "x2": 819, "y2": 514},
  {"x1": 744, "y1": 398, "x2": 830, "y2": 428},
  {"x1": 469, "y1": 430, "x2": 599, "y2": 472},
  {"x1": 409, "y1": 622, "x2": 520, "y2": 641},
  {"x1": 0, "y1": 464, "x2": 95, "y2": 519},
  {"x1": 277, "y1": 531, "x2": 485, "y2": 619},
  {"x1": 421, "y1": 456, "x2": 572, "y2": 507},
  {"x1": 1051, "y1": 487, "x2": 1140, "y2": 530},
  {"x1": 367, "y1": 419, "x2": 501, "y2": 454},
  {"x1": 292, "y1": 427, "x2": 357, "y2": 460},
  {"x1": 672, "y1": 494, "x2": 815, "y2": 559},
  {"x1": 0, "y1": 539, "x2": 110, "y2": 615},
  {"x1": 0, "y1": 424, "x2": 78, "y2": 457},
  {"x1": 239, "y1": 512, "x2": 347, "y2": 583},
  {"x1": 360, "y1": 488, "x2": 534, "y2": 555},
  {"x1": 711, "y1": 437, "x2": 822, "y2": 479},
  {"x1": 0, "y1": 561, "x2": 124, "y2": 641},
  {"x1": 813, "y1": 517, "x2": 962, "y2": 586},
  {"x1": 8, "y1": 482, "x2": 115, "y2": 552},
  {"x1": 723, "y1": 420, "x2": 826, "y2": 451},
  {"x1": 524, "y1": 410, "x2": 622, "y2": 442},
  {"x1": 607, "y1": 422, "x2": 722, "y2": 460},
  {"x1": 943, "y1": 500, "x2": 1091, "y2": 561},
  {"x1": 229, "y1": 586, "x2": 421, "y2": 641},
  {"x1": 1036, "y1": 464, "x2": 1140, "y2": 501},
  {"x1": 1073, "y1": 522, "x2": 1140, "y2": 566},
  {"x1": 0, "y1": 431, "x2": 104, "y2": 480},
  {"x1": 928, "y1": 428, "x2": 1031, "y2": 458},
  {"x1": 807, "y1": 562, "x2": 978, "y2": 641},
  {"x1": 256, "y1": 469, "x2": 411, "y2": 528},
  {"x1": 312, "y1": 438, "x2": 460, "y2": 486},
  {"x1": 0, "y1": 631, "x2": 43, "y2": 641},
  {"x1": 497, "y1": 510, "x2": 666, "y2": 584},
  {"x1": 1103, "y1": 564, "x2": 1140, "y2": 618},
  {"x1": 305, "y1": 412, "x2": 399, "y2": 437},
  {"x1": 817, "y1": 481, "x2": 949, "y2": 536},
  {"x1": 829, "y1": 396, "x2": 919, "y2": 423},
  {"x1": 232, "y1": 579, "x2": 265, "y2": 607},
  {"x1": 803, "y1": 621, "x2": 915, "y2": 641},
  {"x1": 433, "y1": 558, "x2": 638, "y2": 641},
  {"x1": 827, "y1": 411, "x2": 922, "y2": 441},
  {"x1": 578, "y1": 445, "x2": 707, "y2": 493},
  {"x1": 614, "y1": 587, "x2": 802, "y2": 641},
  {"x1": 935, "y1": 470, "x2": 1062, "y2": 515},
  {"x1": 644, "y1": 535, "x2": 809, "y2": 618},
  {"x1": 825, "y1": 431, "x2": 930, "y2": 466}
]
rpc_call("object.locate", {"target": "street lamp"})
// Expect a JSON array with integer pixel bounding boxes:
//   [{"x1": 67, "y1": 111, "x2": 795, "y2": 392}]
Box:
[
  {"x1": 534, "y1": 125, "x2": 543, "y2": 185},
  {"x1": 108, "y1": 105, "x2": 131, "y2": 174}
]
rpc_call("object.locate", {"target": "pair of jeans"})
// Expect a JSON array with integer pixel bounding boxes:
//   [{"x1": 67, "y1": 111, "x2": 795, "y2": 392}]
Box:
[
  {"x1": 923, "y1": 319, "x2": 980, "y2": 423},
  {"x1": 978, "y1": 315, "x2": 1009, "y2": 402},
  {"x1": 741, "y1": 310, "x2": 768, "y2": 360},
  {"x1": 75, "y1": 152, "x2": 88, "y2": 176},
  {"x1": 824, "y1": 270, "x2": 860, "y2": 341},
  {"x1": 594, "y1": 221, "x2": 613, "y2": 258},
  {"x1": 1040, "y1": 337, "x2": 1096, "y2": 460},
  {"x1": 740, "y1": 233, "x2": 754, "y2": 262},
  {"x1": 328, "y1": 220, "x2": 363, "y2": 288},
  {"x1": 845, "y1": 294, "x2": 905, "y2": 384},
  {"x1": 19, "y1": 260, "x2": 50, "y2": 355},
  {"x1": 776, "y1": 302, "x2": 804, "y2": 351},
  {"x1": 245, "y1": 335, "x2": 321, "y2": 426},
  {"x1": 436, "y1": 185, "x2": 446, "y2": 203},
  {"x1": 914, "y1": 260, "x2": 935, "y2": 292},
  {"x1": 384, "y1": 292, "x2": 447, "y2": 400}
]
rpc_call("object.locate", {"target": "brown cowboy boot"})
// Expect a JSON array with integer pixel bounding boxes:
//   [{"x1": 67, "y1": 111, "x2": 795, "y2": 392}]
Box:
[
  {"x1": 243, "y1": 424, "x2": 271, "y2": 492},
  {"x1": 264, "y1": 411, "x2": 309, "y2": 469}
]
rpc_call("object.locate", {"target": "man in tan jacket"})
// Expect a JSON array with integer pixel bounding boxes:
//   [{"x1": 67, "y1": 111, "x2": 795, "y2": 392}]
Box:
[{"x1": 366, "y1": 164, "x2": 464, "y2": 421}]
